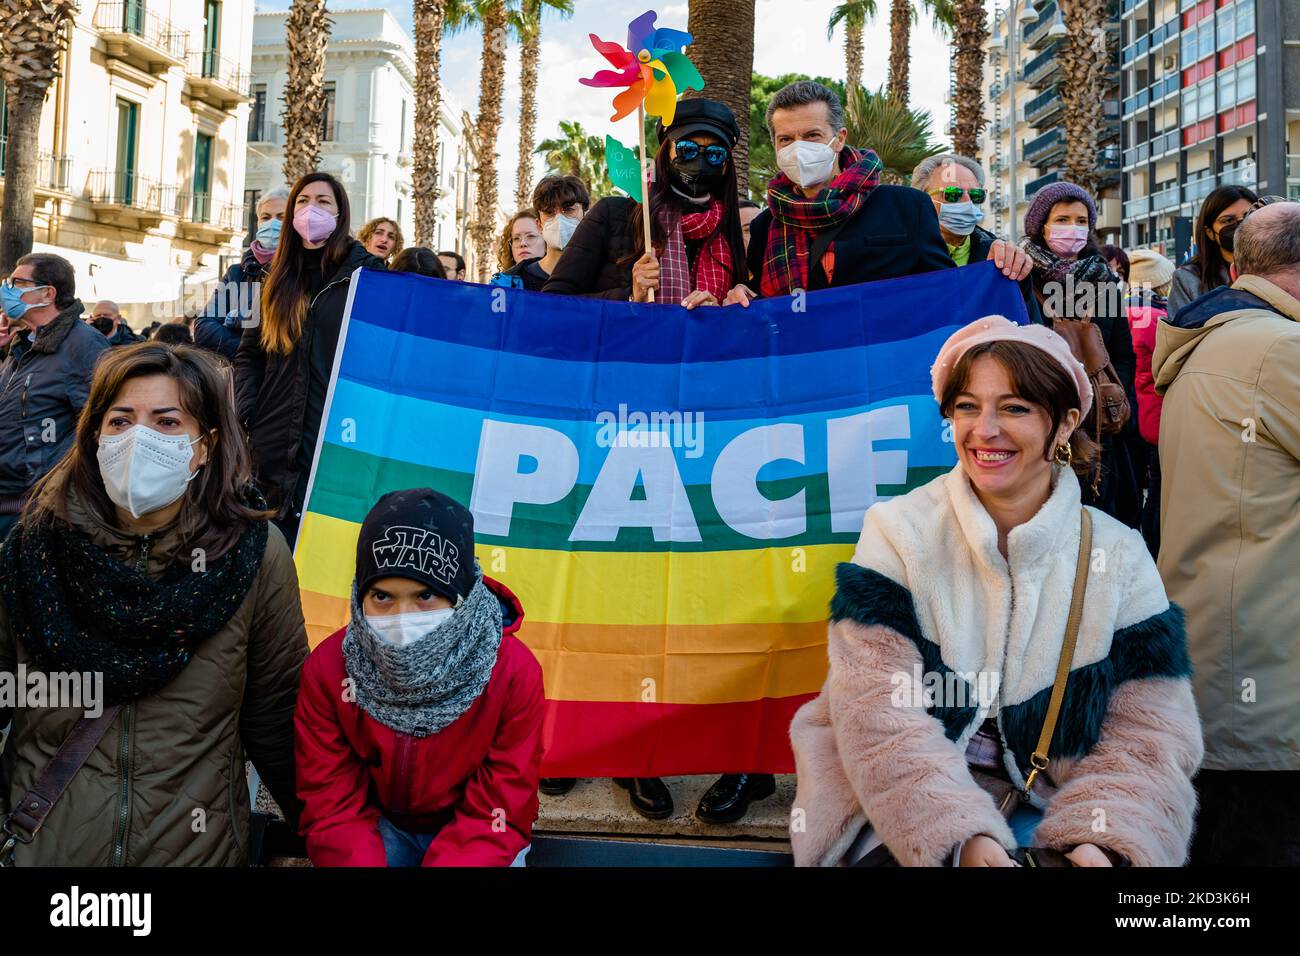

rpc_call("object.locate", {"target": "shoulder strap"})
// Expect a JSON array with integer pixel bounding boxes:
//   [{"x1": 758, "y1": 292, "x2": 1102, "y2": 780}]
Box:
[
  {"x1": 1022, "y1": 508, "x2": 1092, "y2": 795},
  {"x1": 1, "y1": 703, "x2": 123, "y2": 864}
]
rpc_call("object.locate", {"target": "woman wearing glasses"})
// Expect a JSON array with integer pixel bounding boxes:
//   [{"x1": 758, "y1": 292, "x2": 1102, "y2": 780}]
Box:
[
  {"x1": 1167, "y1": 185, "x2": 1258, "y2": 317},
  {"x1": 542, "y1": 98, "x2": 749, "y2": 309}
]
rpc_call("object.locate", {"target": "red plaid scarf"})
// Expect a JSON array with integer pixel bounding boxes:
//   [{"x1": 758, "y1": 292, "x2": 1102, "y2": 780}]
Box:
[
  {"x1": 655, "y1": 197, "x2": 736, "y2": 304},
  {"x1": 758, "y1": 145, "x2": 883, "y2": 297}
]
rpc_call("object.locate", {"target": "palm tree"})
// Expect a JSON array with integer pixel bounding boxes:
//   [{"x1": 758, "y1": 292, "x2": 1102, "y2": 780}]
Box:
[
  {"x1": 1058, "y1": 0, "x2": 1112, "y2": 194},
  {"x1": 888, "y1": 0, "x2": 955, "y2": 105},
  {"x1": 281, "y1": 0, "x2": 332, "y2": 185},
  {"x1": 535, "y1": 120, "x2": 612, "y2": 196},
  {"x1": 845, "y1": 85, "x2": 944, "y2": 184},
  {"x1": 0, "y1": 0, "x2": 76, "y2": 272},
  {"x1": 949, "y1": 0, "x2": 987, "y2": 157},
  {"x1": 412, "y1": 1, "x2": 447, "y2": 247},
  {"x1": 447, "y1": 0, "x2": 513, "y2": 282},
  {"x1": 511, "y1": 0, "x2": 574, "y2": 210},
  {"x1": 828, "y1": 1, "x2": 876, "y2": 92},
  {"x1": 687, "y1": 0, "x2": 756, "y2": 203}
]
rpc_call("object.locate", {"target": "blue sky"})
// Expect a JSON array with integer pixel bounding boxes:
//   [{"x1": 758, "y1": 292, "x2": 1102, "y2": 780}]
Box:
[{"x1": 255, "y1": 1, "x2": 957, "y2": 203}]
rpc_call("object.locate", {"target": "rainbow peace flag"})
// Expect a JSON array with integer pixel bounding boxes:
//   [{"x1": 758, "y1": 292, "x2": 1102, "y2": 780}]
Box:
[{"x1": 294, "y1": 261, "x2": 1027, "y2": 776}]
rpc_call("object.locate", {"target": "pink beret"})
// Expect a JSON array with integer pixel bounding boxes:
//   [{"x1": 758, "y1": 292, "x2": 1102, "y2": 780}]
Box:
[{"x1": 930, "y1": 315, "x2": 1093, "y2": 418}]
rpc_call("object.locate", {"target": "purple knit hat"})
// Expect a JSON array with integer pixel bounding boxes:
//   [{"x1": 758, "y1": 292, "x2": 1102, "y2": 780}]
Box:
[{"x1": 1024, "y1": 181, "x2": 1097, "y2": 239}]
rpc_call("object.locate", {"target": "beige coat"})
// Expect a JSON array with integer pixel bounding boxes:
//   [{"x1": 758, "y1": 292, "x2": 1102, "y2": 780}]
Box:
[{"x1": 1153, "y1": 274, "x2": 1300, "y2": 771}]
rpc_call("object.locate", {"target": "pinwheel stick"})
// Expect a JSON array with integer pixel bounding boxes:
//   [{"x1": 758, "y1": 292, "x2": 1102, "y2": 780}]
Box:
[{"x1": 638, "y1": 103, "x2": 655, "y2": 303}]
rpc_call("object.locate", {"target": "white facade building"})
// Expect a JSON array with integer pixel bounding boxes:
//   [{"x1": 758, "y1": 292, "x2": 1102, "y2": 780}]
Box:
[
  {"x1": 245, "y1": 8, "x2": 476, "y2": 259},
  {"x1": 1, "y1": 0, "x2": 255, "y2": 326}
]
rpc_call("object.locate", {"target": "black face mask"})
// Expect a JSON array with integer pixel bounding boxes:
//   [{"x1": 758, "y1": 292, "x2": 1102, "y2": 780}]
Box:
[
  {"x1": 668, "y1": 156, "x2": 725, "y2": 199},
  {"x1": 91, "y1": 317, "x2": 115, "y2": 335},
  {"x1": 1217, "y1": 220, "x2": 1240, "y2": 255}
]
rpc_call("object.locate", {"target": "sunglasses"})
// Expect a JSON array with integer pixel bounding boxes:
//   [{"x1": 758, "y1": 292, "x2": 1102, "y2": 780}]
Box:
[
  {"x1": 675, "y1": 139, "x2": 730, "y2": 167},
  {"x1": 931, "y1": 186, "x2": 987, "y2": 205}
]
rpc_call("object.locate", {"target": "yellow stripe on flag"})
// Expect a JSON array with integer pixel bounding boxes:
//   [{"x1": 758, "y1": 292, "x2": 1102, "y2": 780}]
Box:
[{"x1": 295, "y1": 510, "x2": 854, "y2": 628}]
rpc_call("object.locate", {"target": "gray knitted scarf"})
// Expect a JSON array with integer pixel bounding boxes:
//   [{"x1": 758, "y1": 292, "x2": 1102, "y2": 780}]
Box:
[{"x1": 342, "y1": 569, "x2": 504, "y2": 737}]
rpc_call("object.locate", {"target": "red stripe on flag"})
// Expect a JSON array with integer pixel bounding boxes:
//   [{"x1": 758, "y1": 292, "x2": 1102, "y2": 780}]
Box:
[{"x1": 539, "y1": 695, "x2": 815, "y2": 777}]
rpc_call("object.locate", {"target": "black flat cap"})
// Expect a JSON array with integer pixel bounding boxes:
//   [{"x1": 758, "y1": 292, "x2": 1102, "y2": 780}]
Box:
[{"x1": 656, "y1": 97, "x2": 740, "y2": 149}]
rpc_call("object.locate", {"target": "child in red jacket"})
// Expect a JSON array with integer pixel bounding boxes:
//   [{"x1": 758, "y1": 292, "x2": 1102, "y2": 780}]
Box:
[
  {"x1": 295, "y1": 487, "x2": 544, "y2": 866},
  {"x1": 1124, "y1": 249, "x2": 1174, "y2": 558}
]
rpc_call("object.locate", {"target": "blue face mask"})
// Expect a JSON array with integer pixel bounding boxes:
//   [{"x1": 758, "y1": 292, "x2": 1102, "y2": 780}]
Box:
[
  {"x1": 254, "y1": 217, "x2": 282, "y2": 249},
  {"x1": 938, "y1": 201, "x2": 984, "y2": 237},
  {"x1": 0, "y1": 281, "x2": 50, "y2": 321}
]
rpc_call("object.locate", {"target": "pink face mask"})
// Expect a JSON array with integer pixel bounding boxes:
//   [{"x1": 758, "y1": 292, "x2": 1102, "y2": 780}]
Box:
[
  {"x1": 292, "y1": 203, "x2": 337, "y2": 245},
  {"x1": 1045, "y1": 223, "x2": 1089, "y2": 257}
]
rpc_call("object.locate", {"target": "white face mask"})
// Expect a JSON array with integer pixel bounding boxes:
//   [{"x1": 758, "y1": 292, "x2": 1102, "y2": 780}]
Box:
[
  {"x1": 541, "y1": 213, "x2": 580, "y2": 251},
  {"x1": 96, "y1": 425, "x2": 201, "y2": 519},
  {"x1": 365, "y1": 607, "x2": 455, "y2": 647},
  {"x1": 776, "y1": 139, "x2": 839, "y2": 189}
]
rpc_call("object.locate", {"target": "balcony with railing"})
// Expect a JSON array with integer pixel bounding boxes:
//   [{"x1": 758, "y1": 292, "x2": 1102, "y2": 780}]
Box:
[
  {"x1": 1123, "y1": 195, "x2": 1150, "y2": 219},
  {"x1": 0, "y1": 140, "x2": 74, "y2": 195},
  {"x1": 1025, "y1": 170, "x2": 1061, "y2": 198},
  {"x1": 1151, "y1": 183, "x2": 1180, "y2": 212},
  {"x1": 93, "y1": 2, "x2": 187, "y2": 75},
  {"x1": 1022, "y1": 41, "x2": 1061, "y2": 88},
  {"x1": 1221, "y1": 163, "x2": 1257, "y2": 188},
  {"x1": 1024, "y1": 128, "x2": 1065, "y2": 167},
  {"x1": 1024, "y1": 87, "x2": 1063, "y2": 127},
  {"x1": 1023, "y1": 2, "x2": 1063, "y2": 49},
  {"x1": 177, "y1": 192, "x2": 246, "y2": 239},
  {"x1": 1184, "y1": 173, "x2": 1216, "y2": 203},
  {"x1": 185, "y1": 50, "x2": 252, "y2": 110},
  {"x1": 87, "y1": 169, "x2": 178, "y2": 228}
]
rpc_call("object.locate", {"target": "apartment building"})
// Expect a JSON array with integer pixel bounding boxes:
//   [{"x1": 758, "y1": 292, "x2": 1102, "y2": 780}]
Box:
[
  {"x1": 0, "y1": 0, "x2": 254, "y2": 326},
  {"x1": 1119, "y1": 0, "x2": 1299, "y2": 258}
]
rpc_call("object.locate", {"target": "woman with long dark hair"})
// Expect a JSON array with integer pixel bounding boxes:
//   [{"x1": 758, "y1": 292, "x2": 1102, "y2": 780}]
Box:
[
  {"x1": 542, "y1": 98, "x2": 749, "y2": 308},
  {"x1": 1167, "y1": 184, "x2": 1257, "y2": 317},
  {"x1": 0, "y1": 343, "x2": 306, "y2": 865},
  {"x1": 233, "y1": 172, "x2": 386, "y2": 546}
]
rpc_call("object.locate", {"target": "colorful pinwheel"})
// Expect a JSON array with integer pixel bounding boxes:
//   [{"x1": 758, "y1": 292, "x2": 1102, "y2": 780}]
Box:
[{"x1": 580, "y1": 10, "x2": 704, "y2": 127}]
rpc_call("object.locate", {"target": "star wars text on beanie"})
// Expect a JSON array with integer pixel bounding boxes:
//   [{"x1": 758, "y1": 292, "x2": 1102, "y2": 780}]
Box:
[{"x1": 355, "y1": 488, "x2": 477, "y2": 604}]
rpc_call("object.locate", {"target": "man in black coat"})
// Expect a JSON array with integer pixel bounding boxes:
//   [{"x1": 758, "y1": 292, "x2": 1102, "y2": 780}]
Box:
[{"x1": 87, "y1": 300, "x2": 143, "y2": 346}]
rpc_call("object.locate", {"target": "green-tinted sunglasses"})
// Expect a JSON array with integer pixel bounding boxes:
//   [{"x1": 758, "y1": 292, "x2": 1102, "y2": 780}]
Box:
[{"x1": 931, "y1": 186, "x2": 987, "y2": 205}]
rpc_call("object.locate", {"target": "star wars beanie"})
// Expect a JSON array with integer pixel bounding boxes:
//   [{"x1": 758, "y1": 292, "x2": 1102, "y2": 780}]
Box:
[{"x1": 355, "y1": 488, "x2": 476, "y2": 604}]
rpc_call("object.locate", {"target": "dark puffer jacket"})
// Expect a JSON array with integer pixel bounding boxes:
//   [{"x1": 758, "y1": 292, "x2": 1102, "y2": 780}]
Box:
[
  {"x1": 0, "y1": 300, "x2": 109, "y2": 499},
  {"x1": 542, "y1": 196, "x2": 640, "y2": 300},
  {"x1": 234, "y1": 239, "x2": 386, "y2": 522},
  {"x1": 197, "y1": 247, "x2": 269, "y2": 361},
  {"x1": 0, "y1": 494, "x2": 307, "y2": 866}
]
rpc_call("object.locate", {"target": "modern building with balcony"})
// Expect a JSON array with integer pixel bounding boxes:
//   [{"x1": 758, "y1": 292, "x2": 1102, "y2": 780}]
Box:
[
  {"x1": 244, "y1": 8, "x2": 482, "y2": 269},
  {"x1": 0, "y1": 1, "x2": 254, "y2": 327},
  {"x1": 982, "y1": 0, "x2": 1124, "y2": 243},
  {"x1": 1120, "y1": 0, "x2": 1300, "y2": 259}
]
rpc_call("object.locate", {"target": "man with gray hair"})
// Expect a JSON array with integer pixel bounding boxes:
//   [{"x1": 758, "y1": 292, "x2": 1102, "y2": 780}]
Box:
[
  {"x1": 1153, "y1": 200, "x2": 1300, "y2": 866},
  {"x1": 911, "y1": 154, "x2": 1039, "y2": 322},
  {"x1": 196, "y1": 186, "x2": 291, "y2": 360},
  {"x1": 738, "y1": 80, "x2": 953, "y2": 301},
  {"x1": 86, "y1": 299, "x2": 142, "y2": 346}
]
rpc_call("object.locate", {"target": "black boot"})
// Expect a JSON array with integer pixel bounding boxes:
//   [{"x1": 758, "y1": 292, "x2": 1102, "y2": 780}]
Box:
[
  {"x1": 539, "y1": 778, "x2": 576, "y2": 796},
  {"x1": 695, "y1": 773, "x2": 776, "y2": 824},
  {"x1": 613, "y1": 777, "x2": 674, "y2": 820}
]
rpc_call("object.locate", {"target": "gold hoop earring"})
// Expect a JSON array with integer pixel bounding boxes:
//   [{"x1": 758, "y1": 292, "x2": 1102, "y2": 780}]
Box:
[{"x1": 1054, "y1": 441, "x2": 1073, "y2": 467}]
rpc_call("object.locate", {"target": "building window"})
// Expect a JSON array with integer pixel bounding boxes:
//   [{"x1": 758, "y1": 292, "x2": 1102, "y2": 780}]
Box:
[
  {"x1": 1236, "y1": 57, "x2": 1255, "y2": 101},
  {"x1": 1216, "y1": 6, "x2": 1235, "y2": 47},
  {"x1": 114, "y1": 97, "x2": 139, "y2": 205},
  {"x1": 1197, "y1": 20, "x2": 1213, "y2": 59},
  {"x1": 1218, "y1": 68, "x2": 1235, "y2": 107},
  {"x1": 400, "y1": 99, "x2": 407, "y2": 152},
  {"x1": 1235, "y1": 0, "x2": 1255, "y2": 37},
  {"x1": 245, "y1": 188, "x2": 260, "y2": 239},
  {"x1": 320, "y1": 82, "x2": 337, "y2": 141},
  {"x1": 1197, "y1": 77, "x2": 1214, "y2": 119},
  {"x1": 249, "y1": 83, "x2": 267, "y2": 141},
  {"x1": 193, "y1": 132, "x2": 214, "y2": 222},
  {"x1": 1180, "y1": 31, "x2": 1196, "y2": 65},
  {"x1": 396, "y1": 197, "x2": 402, "y2": 223},
  {"x1": 1182, "y1": 86, "x2": 1197, "y2": 123},
  {"x1": 203, "y1": 0, "x2": 221, "y2": 77}
]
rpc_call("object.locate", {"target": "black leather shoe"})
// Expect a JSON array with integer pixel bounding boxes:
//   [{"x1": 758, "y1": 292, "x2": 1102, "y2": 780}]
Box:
[
  {"x1": 613, "y1": 777, "x2": 674, "y2": 820},
  {"x1": 695, "y1": 773, "x2": 777, "y2": 824},
  {"x1": 539, "y1": 778, "x2": 576, "y2": 796}
]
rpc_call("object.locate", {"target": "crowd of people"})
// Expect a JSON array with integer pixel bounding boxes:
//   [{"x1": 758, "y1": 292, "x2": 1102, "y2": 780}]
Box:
[{"x1": 0, "y1": 79, "x2": 1295, "y2": 868}]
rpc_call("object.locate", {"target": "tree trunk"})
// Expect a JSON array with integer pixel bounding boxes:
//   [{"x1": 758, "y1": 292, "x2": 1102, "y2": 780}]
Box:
[
  {"x1": 281, "y1": 0, "x2": 330, "y2": 186},
  {"x1": 1058, "y1": 0, "x2": 1108, "y2": 194},
  {"x1": 413, "y1": 0, "x2": 446, "y2": 247},
  {"x1": 687, "y1": 0, "x2": 756, "y2": 203},
  {"x1": 951, "y1": 0, "x2": 989, "y2": 157},
  {"x1": 887, "y1": 0, "x2": 910, "y2": 104},
  {"x1": 471, "y1": 2, "x2": 508, "y2": 282},
  {"x1": 515, "y1": 24, "x2": 540, "y2": 209},
  {"x1": 845, "y1": 21, "x2": 864, "y2": 92},
  {"x1": 0, "y1": 86, "x2": 45, "y2": 272}
]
